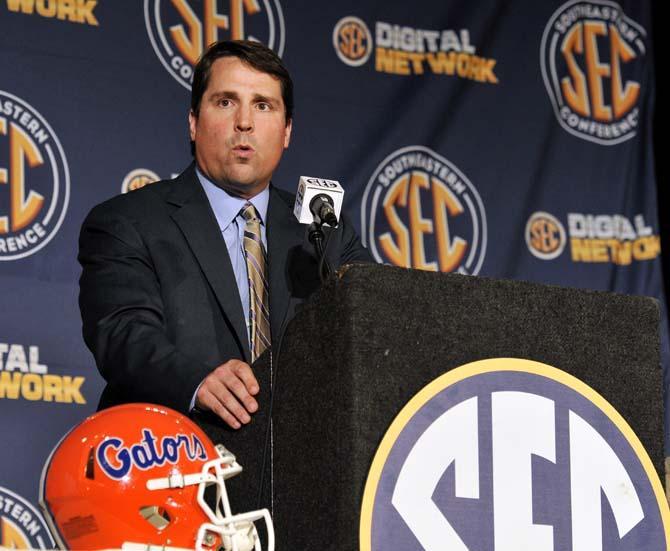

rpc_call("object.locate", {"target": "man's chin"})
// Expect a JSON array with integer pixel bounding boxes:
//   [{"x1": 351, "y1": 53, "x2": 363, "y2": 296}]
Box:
[{"x1": 213, "y1": 174, "x2": 268, "y2": 198}]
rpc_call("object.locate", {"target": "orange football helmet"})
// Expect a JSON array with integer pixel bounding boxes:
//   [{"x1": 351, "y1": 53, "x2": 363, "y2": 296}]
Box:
[{"x1": 39, "y1": 403, "x2": 274, "y2": 551}]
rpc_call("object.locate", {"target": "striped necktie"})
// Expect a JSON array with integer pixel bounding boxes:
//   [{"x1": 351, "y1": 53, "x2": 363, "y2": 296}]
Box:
[{"x1": 241, "y1": 203, "x2": 271, "y2": 362}]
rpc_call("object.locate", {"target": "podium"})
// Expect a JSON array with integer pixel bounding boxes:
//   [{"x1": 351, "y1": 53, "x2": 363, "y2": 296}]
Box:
[{"x1": 271, "y1": 264, "x2": 664, "y2": 550}]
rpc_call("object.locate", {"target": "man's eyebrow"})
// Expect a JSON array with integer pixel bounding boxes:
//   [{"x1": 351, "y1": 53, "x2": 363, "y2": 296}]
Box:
[
  {"x1": 208, "y1": 90, "x2": 239, "y2": 102},
  {"x1": 252, "y1": 93, "x2": 280, "y2": 105}
]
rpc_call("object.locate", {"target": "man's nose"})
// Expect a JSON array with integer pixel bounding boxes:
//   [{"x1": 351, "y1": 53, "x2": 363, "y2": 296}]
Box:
[{"x1": 235, "y1": 105, "x2": 253, "y2": 132}]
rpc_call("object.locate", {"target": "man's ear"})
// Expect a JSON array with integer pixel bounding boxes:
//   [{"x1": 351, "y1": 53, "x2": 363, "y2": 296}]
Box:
[
  {"x1": 283, "y1": 118, "x2": 293, "y2": 149},
  {"x1": 188, "y1": 110, "x2": 197, "y2": 142}
]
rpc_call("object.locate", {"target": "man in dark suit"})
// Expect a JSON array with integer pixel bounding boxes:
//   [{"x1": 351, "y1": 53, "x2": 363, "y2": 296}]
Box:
[{"x1": 78, "y1": 41, "x2": 371, "y2": 437}]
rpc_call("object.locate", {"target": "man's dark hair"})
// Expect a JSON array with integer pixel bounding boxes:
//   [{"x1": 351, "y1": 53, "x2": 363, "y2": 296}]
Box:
[{"x1": 191, "y1": 40, "x2": 293, "y2": 123}]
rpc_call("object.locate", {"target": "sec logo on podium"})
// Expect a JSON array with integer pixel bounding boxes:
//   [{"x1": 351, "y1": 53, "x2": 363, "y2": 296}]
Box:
[{"x1": 360, "y1": 358, "x2": 670, "y2": 550}]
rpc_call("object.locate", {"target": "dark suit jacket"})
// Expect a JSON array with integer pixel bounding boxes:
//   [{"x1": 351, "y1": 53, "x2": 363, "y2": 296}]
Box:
[{"x1": 78, "y1": 164, "x2": 372, "y2": 415}]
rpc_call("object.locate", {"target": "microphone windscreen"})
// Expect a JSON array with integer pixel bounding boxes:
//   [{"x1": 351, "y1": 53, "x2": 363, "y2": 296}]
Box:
[{"x1": 293, "y1": 176, "x2": 344, "y2": 225}]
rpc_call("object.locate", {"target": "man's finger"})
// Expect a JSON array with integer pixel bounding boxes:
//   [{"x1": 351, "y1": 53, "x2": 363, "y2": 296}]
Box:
[
  {"x1": 224, "y1": 373, "x2": 259, "y2": 413},
  {"x1": 198, "y1": 388, "x2": 241, "y2": 430},
  {"x1": 233, "y1": 361, "x2": 260, "y2": 395},
  {"x1": 209, "y1": 377, "x2": 252, "y2": 425}
]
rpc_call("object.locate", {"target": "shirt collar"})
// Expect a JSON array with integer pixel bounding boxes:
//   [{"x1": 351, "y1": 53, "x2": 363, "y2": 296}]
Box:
[{"x1": 196, "y1": 167, "x2": 270, "y2": 231}]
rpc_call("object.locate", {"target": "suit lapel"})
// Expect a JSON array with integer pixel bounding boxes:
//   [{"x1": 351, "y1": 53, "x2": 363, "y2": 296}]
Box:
[
  {"x1": 167, "y1": 166, "x2": 251, "y2": 362},
  {"x1": 267, "y1": 186, "x2": 305, "y2": 342}
]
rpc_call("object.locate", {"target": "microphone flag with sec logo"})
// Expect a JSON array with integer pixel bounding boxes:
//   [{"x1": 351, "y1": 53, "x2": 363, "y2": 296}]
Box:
[{"x1": 293, "y1": 176, "x2": 344, "y2": 226}]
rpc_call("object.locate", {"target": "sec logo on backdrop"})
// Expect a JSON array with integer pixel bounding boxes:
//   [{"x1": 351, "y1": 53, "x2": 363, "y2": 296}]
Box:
[
  {"x1": 526, "y1": 211, "x2": 567, "y2": 260},
  {"x1": 144, "y1": 0, "x2": 286, "y2": 90},
  {"x1": 360, "y1": 358, "x2": 670, "y2": 551},
  {"x1": 0, "y1": 486, "x2": 54, "y2": 549},
  {"x1": 0, "y1": 91, "x2": 70, "y2": 261},
  {"x1": 333, "y1": 16, "x2": 372, "y2": 67},
  {"x1": 361, "y1": 145, "x2": 486, "y2": 274},
  {"x1": 540, "y1": 0, "x2": 646, "y2": 145},
  {"x1": 121, "y1": 168, "x2": 160, "y2": 194}
]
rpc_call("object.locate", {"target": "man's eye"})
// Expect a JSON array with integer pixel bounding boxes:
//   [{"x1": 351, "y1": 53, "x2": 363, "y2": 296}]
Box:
[
  {"x1": 257, "y1": 103, "x2": 271, "y2": 111},
  {"x1": 218, "y1": 99, "x2": 231, "y2": 107}
]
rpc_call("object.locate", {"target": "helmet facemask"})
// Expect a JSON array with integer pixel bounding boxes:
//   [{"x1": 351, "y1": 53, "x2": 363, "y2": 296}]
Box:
[{"x1": 141, "y1": 444, "x2": 274, "y2": 551}]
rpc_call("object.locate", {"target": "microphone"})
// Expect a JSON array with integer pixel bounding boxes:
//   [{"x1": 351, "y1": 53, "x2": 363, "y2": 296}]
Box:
[
  {"x1": 293, "y1": 176, "x2": 344, "y2": 227},
  {"x1": 310, "y1": 194, "x2": 338, "y2": 227}
]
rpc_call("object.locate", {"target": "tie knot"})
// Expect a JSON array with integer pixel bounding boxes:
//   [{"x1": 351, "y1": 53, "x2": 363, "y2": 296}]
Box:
[{"x1": 241, "y1": 203, "x2": 261, "y2": 224}]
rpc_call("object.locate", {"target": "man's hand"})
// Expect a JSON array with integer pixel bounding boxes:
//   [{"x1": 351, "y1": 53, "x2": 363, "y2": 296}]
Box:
[{"x1": 195, "y1": 359, "x2": 259, "y2": 429}]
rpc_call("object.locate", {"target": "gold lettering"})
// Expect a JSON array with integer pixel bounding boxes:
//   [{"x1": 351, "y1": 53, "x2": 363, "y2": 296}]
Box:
[
  {"x1": 394, "y1": 51, "x2": 410, "y2": 75},
  {"x1": 230, "y1": 0, "x2": 260, "y2": 41},
  {"x1": 42, "y1": 374, "x2": 63, "y2": 401},
  {"x1": 379, "y1": 175, "x2": 410, "y2": 267},
  {"x1": 561, "y1": 24, "x2": 591, "y2": 117},
  {"x1": 62, "y1": 375, "x2": 86, "y2": 404},
  {"x1": 0, "y1": 372, "x2": 21, "y2": 399},
  {"x1": 6, "y1": 0, "x2": 36, "y2": 14},
  {"x1": 375, "y1": 47, "x2": 394, "y2": 73},
  {"x1": 479, "y1": 58, "x2": 498, "y2": 83},
  {"x1": 204, "y1": 0, "x2": 228, "y2": 47},
  {"x1": 0, "y1": 516, "x2": 29, "y2": 548},
  {"x1": 407, "y1": 53, "x2": 424, "y2": 74},
  {"x1": 76, "y1": 0, "x2": 98, "y2": 25},
  {"x1": 6, "y1": 0, "x2": 97, "y2": 23},
  {"x1": 633, "y1": 235, "x2": 660, "y2": 260},
  {"x1": 570, "y1": 238, "x2": 592, "y2": 261},
  {"x1": 456, "y1": 53, "x2": 469, "y2": 77},
  {"x1": 36, "y1": 0, "x2": 56, "y2": 17},
  {"x1": 609, "y1": 239, "x2": 632, "y2": 265},
  {"x1": 170, "y1": 0, "x2": 203, "y2": 66},
  {"x1": 408, "y1": 172, "x2": 436, "y2": 270},
  {"x1": 57, "y1": 0, "x2": 77, "y2": 22},
  {"x1": 432, "y1": 177, "x2": 467, "y2": 272},
  {"x1": 588, "y1": 239, "x2": 609, "y2": 261},
  {"x1": 10, "y1": 123, "x2": 44, "y2": 232},
  {"x1": 0, "y1": 373, "x2": 86, "y2": 403},
  {"x1": 584, "y1": 21, "x2": 611, "y2": 121},
  {"x1": 426, "y1": 52, "x2": 456, "y2": 74},
  {"x1": 21, "y1": 373, "x2": 42, "y2": 401},
  {"x1": 610, "y1": 25, "x2": 639, "y2": 118}
]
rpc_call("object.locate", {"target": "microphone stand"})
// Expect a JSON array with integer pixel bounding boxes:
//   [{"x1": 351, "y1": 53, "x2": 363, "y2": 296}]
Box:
[{"x1": 308, "y1": 220, "x2": 333, "y2": 282}]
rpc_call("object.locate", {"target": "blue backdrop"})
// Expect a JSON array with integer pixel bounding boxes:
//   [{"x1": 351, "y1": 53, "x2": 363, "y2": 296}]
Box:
[{"x1": 0, "y1": 1, "x2": 665, "y2": 548}]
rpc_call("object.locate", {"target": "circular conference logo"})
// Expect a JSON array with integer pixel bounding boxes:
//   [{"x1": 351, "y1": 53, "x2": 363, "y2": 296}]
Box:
[
  {"x1": 144, "y1": 0, "x2": 286, "y2": 91},
  {"x1": 540, "y1": 0, "x2": 647, "y2": 145},
  {"x1": 121, "y1": 168, "x2": 160, "y2": 194},
  {"x1": 0, "y1": 486, "x2": 55, "y2": 549},
  {"x1": 361, "y1": 146, "x2": 486, "y2": 274},
  {"x1": 360, "y1": 358, "x2": 670, "y2": 551},
  {"x1": 526, "y1": 211, "x2": 566, "y2": 260},
  {"x1": 333, "y1": 15, "x2": 372, "y2": 67},
  {"x1": 0, "y1": 91, "x2": 70, "y2": 261}
]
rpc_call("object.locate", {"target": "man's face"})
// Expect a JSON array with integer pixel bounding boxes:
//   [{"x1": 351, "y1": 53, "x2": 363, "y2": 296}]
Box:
[{"x1": 189, "y1": 56, "x2": 292, "y2": 198}]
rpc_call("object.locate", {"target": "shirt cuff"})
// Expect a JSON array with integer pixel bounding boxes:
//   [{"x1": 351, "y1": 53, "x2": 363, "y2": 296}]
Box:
[{"x1": 189, "y1": 380, "x2": 205, "y2": 412}]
